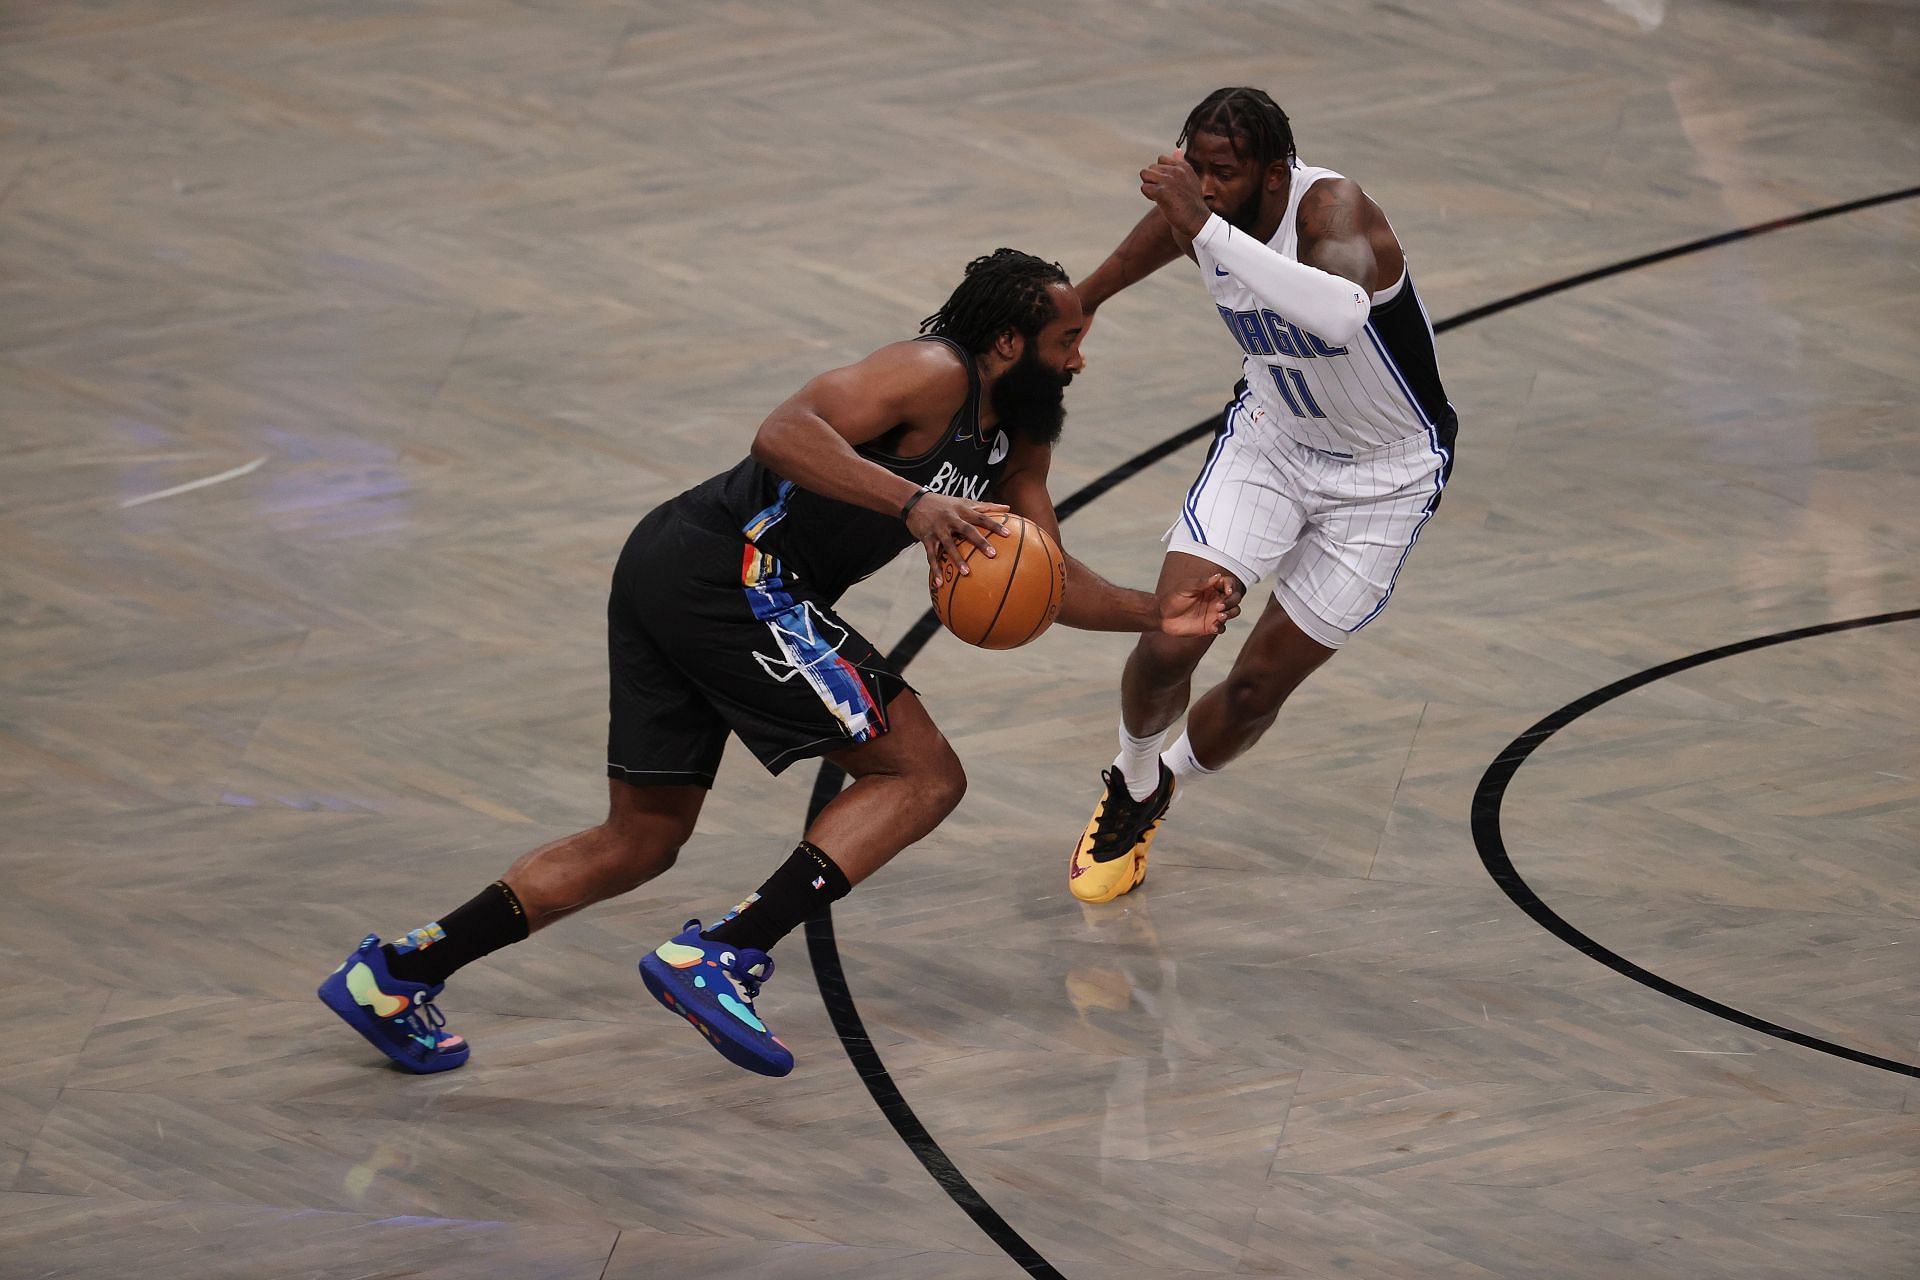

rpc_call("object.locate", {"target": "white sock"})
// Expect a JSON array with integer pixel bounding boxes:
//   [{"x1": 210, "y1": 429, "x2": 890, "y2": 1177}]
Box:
[
  {"x1": 1112, "y1": 723, "x2": 1167, "y2": 801},
  {"x1": 1162, "y1": 731, "x2": 1219, "y2": 786}
]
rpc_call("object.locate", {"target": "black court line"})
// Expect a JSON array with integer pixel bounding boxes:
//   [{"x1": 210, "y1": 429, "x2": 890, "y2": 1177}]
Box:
[
  {"x1": 1472, "y1": 610, "x2": 1920, "y2": 1079},
  {"x1": 1433, "y1": 183, "x2": 1920, "y2": 333},
  {"x1": 800, "y1": 182, "x2": 1920, "y2": 1273},
  {"x1": 802, "y1": 765, "x2": 1073, "y2": 1278}
]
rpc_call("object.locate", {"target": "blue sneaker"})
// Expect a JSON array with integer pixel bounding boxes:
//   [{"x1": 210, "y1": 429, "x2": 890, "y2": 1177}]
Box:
[
  {"x1": 639, "y1": 920, "x2": 793, "y2": 1077},
  {"x1": 317, "y1": 935, "x2": 469, "y2": 1074}
]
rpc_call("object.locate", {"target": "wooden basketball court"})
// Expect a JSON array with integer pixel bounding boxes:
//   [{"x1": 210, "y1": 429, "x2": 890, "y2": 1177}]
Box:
[{"x1": 3, "y1": 1, "x2": 1915, "y2": 1276}]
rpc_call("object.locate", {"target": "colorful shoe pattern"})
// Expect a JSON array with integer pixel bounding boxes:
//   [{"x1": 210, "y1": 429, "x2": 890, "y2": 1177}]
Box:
[
  {"x1": 317, "y1": 934, "x2": 469, "y2": 1074},
  {"x1": 639, "y1": 919, "x2": 794, "y2": 1077}
]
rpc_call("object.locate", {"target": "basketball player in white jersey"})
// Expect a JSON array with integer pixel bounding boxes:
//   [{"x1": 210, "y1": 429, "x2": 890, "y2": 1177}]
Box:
[{"x1": 1067, "y1": 87, "x2": 1455, "y2": 902}]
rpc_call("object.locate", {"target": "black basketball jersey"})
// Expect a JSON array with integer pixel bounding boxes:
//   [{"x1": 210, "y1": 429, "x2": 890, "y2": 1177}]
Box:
[{"x1": 681, "y1": 335, "x2": 1010, "y2": 602}]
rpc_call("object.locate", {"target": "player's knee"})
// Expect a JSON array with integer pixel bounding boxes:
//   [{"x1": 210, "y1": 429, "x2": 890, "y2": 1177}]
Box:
[
  {"x1": 1133, "y1": 628, "x2": 1210, "y2": 678},
  {"x1": 603, "y1": 809, "x2": 692, "y2": 876},
  {"x1": 933, "y1": 751, "x2": 968, "y2": 815},
  {"x1": 1221, "y1": 669, "x2": 1289, "y2": 724},
  {"x1": 611, "y1": 832, "x2": 681, "y2": 878},
  {"x1": 914, "y1": 741, "x2": 967, "y2": 817}
]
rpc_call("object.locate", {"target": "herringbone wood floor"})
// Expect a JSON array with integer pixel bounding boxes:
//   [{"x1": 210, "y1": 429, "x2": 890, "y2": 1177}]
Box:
[{"x1": 3, "y1": 1, "x2": 1917, "y2": 1277}]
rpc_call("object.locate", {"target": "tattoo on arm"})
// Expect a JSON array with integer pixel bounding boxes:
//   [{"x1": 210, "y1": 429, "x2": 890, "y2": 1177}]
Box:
[{"x1": 1297, "y1": 181, "x2": 1378, "y2": 292}]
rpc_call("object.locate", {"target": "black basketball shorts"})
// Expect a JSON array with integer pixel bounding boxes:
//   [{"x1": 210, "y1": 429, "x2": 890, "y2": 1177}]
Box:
[{"x1": 604, "y1": 501, "x2": 910, "y2": 788}]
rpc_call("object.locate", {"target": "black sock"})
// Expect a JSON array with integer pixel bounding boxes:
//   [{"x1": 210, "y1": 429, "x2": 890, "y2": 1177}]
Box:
[
  {"x1": 383, "y1": 880, "x2": 530, "y2": 987},
  {"x1": 700, "y1": 841, "x2": 851, "y2": 953}
]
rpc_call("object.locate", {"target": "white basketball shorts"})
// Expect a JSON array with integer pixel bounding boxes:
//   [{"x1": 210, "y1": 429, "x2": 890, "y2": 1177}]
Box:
[{"x1": 1164, "y1": 393, "x2": 1450, "y2": 649}]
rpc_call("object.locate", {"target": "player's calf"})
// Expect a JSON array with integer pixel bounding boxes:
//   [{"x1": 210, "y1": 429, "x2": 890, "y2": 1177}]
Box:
[
  {"x1": 640, "y1": 839, "x2": 852, "y2": 1076},
  {"x1": 1183, "y1": 600, "x2": 1337, "y2": 767},
  {"x1": 642, "y1": 694, "x2": 957, "y2": 1075}
]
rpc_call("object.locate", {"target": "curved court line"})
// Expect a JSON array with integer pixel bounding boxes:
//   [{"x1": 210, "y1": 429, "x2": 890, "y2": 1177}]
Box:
[
  {"x1": 801, "y1": 181, "x2": 1920, "y2": 1273},
  {"x1": 1433, "y1": 183, "x2": 1920, "y2": 333},
  {"x1": 1471, "y1": 611, "x2": 1920, "y2": 1078}
]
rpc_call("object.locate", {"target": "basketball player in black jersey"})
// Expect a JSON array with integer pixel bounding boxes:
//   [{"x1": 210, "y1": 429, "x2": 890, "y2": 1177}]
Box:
[{"x1": 318, "y1": 250, "x2": 1237, "y2": 1077}]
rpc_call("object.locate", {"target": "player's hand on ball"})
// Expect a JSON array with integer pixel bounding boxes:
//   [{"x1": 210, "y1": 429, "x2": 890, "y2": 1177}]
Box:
[
  {"x1": 908, "y1": 494, "x2": 1011, "y2": 589},
  {"x1": 1139, "y1": 149, "x2": 1210, "y2": 241},
  {"x1": 1159, "y1": 572, "x2": 1241, "y2": 636}
]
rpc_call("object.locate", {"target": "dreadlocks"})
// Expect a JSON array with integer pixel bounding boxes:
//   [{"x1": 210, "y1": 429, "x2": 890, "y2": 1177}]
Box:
[
  {"x1": 920, "y1": 248, "x2": 1070, "y2": 355},
  {"x1": 1179, "y1": 87, "x2": 1296, "y2": 172}
]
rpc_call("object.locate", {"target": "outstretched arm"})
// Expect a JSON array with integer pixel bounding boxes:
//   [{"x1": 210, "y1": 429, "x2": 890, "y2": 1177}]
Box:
[
  {"x1": 1075, "y1": 209, "x2": 1189, "y2": 321},
  {"x1": 997, "y1": 443, "x2": 1237, "y2": 636}
]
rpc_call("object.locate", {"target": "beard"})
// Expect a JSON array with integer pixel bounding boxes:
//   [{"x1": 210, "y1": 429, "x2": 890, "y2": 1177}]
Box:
[
  {"x1": 991, "y1": 344, "x2": 1071, "y2": 447},
  {"x1": 1221, "y1": 183, "x2": 1264, "y2": 233}
]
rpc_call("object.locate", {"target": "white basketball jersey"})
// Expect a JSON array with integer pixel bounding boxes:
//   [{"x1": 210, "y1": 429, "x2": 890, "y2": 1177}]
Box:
[{"x1": 1200, "y1": 159, "x2": 1451, "y2": 456}]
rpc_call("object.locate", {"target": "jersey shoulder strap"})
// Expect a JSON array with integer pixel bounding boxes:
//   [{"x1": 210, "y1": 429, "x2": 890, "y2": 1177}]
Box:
[{"x1": 912, "y1": 333, "x2": 982, "y2": 441}]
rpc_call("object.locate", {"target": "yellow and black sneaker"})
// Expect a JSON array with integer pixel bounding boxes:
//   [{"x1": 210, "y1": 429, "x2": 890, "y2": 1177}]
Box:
[{"x1": 1068, "y1": 763, "x2": 1175, "y2": 903}]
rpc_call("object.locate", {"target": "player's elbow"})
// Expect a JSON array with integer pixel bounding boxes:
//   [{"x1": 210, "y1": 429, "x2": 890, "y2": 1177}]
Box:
[
  {"x1": 748, "y1": 413, "x2": 806, "y2": 471},
  {"x1": 1319, "y1": 297, "x2": 1372, "y2": 347},
  {"x1": 747, "y1": 423, "x2": 783, "y2": 467}
]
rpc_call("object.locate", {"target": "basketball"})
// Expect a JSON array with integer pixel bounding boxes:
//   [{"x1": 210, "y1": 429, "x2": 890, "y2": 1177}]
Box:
[{"x1": 929, "y1": 514, "x2": 1066, "y2": 649}]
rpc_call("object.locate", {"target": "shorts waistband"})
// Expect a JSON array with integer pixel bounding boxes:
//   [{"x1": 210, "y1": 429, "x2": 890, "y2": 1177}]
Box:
[
  {"x1": 1236, "y1": 399, "x2": 1446, "y2": 463},
  {"x1": 1278, "y1": 427, "x2": 1444, "y2": 464}
]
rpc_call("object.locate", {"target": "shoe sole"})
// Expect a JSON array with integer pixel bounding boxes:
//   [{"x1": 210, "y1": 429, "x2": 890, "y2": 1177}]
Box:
[
  {"x1": 639, "y1": 959, "x2": 793, "y2": 1078},
  {"x1": 317, "y1": 973, "x2": 469, "y2": 1075}
]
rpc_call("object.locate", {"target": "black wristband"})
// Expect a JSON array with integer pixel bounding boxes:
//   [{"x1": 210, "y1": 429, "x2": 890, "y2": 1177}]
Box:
[{"x1": 899, "y1": 486, "x2": 932, "y2": 521}]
